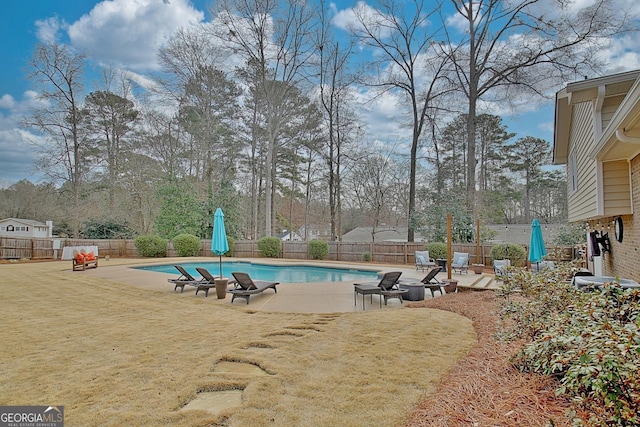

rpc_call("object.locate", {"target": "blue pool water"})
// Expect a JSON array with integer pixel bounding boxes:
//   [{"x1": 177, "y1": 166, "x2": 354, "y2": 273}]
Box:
[{"x1": 136, "y1": 261, "x2": 379, "y2": 283}]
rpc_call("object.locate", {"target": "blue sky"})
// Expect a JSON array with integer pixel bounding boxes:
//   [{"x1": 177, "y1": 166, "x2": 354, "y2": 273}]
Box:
[{"x1": 1, "y1": 0, "x2": 639, "y2": 186}]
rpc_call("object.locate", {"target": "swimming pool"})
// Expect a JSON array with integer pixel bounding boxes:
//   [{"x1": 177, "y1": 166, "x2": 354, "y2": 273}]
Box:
[{"x1": 136, "y1": 261, "x2": 379, "y2": 283}]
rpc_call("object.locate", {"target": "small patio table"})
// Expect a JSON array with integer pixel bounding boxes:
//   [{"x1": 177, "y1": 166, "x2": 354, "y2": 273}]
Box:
[{"x1": 353, "y1": 284, "x2": 381, "y2": 310}]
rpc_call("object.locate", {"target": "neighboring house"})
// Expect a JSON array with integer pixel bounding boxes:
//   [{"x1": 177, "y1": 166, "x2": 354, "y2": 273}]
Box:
[
  {"x1": 342, "y1": 227, "x2": 426, "y2": 243},
  {"x1": 0, "y1": 218, "x2": 53, "y2": 238},
  {"x1": 298, "y1": 224, "x2": 333, "y2": 241},
  {"x1": 278, "y1": 230, "x2": 303, "y2": 241},
  {"x1": 554, "y1": 69, "x2": 640, "y2": 280}
]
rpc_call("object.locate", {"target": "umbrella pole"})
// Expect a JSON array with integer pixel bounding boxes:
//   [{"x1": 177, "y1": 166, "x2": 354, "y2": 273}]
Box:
[{"x1": 219, "y1": 255, "x2": 222, "y2": 278}]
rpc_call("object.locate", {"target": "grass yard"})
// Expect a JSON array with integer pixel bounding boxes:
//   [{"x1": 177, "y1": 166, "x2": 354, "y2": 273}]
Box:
[{"x1": 0, "y1": 260, "x2": 476, "y2": 426}]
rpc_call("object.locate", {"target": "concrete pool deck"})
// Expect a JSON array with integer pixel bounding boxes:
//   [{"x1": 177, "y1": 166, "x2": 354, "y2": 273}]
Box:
[{"x1": 83, "y1": 257, "x2": 492, "y2": 313}]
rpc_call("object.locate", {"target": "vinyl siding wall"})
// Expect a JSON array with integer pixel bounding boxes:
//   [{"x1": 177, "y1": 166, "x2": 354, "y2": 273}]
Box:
[
  {"x1": 568, "y1": 101, "x2": 599, "y2": 222},
  {"x1": 601, "y1": 94, "x2": 625, "y2": 130},
  {"x1": 599, "y1": 154, "x2": 640, "y2": 281},
  {"x1": 603, "y1": 160, "x2": 632, "y2": 216}
]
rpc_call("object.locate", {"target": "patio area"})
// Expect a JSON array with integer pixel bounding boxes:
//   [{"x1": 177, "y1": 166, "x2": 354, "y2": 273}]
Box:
[{"x1": 87, "y1": 257, "x2": 496, "y2": 312}]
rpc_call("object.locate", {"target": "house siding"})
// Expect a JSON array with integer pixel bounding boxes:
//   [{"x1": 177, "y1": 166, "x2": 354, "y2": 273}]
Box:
[
  {"x1": 601, "y1": 94, "x2": 625, "y2": 130},
  {"x1": 598, "y1": 154, "x2": 640, "y2": 280},
  {"x1": 0, "y1": 219, "x2": 52, "y2": 238},
  {"x1": 568, "y1": 102, "x2": 599, "y2": 222},
  {"x1": 603, "y1": 160, "x2": 632, "y2": 215}
]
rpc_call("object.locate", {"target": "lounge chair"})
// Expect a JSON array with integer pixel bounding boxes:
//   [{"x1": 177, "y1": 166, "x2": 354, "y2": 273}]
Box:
[
  {"x1": 399, "y1": 267, "x2": 443, "y2": 298},
  {"x1": 414, "y1": 250, "x2": 435, "y2": 272},
  {"x1": 353, "y1": 271, "x2": 405, "y2": 310},
  {"x1": 228, "y1": 272, "x2": 278, "y2": 304},
  {"x1": 493, "y1": 259, "x2": 511, "y2": 282},
  {"x1": 194, "y1": 267, "x2": 224, "y2": 297},
  {"x1": 167, "y1": 265, "x2": 207, "y2": 293},
  {"x1": 452, "y1": 252, "x2": 470, "y2": 274}
]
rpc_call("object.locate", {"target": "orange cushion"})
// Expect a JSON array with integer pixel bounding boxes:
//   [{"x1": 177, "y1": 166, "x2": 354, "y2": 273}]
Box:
[
  {"x1": 86, "y1": 252, "x2": 95, "y2": 261},
  {"x1": 75, "y1": 254, "x2": 85, "y2": 262}
]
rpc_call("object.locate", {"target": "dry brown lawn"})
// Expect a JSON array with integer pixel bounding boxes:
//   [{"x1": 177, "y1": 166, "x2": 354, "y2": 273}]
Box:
[{"x1": 0, "y1": 259, "x2": 479, "y2": 426}]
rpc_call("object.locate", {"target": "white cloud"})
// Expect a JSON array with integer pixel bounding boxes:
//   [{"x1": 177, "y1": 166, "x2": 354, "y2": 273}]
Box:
[
  {"x1": 35, "y1": 16, "x2": 66, "y2": 43},
  {"x1": 597, "y1": 33, "x2": 640, "y2": 74},
  {"x1": 0, "y1": 95, "x2": 16, "y2": 110},
  {"x1": 331, "y1": 1, "x2": 395, "y2": 39},
  {"x1": 0, "y1": 93, "x2": 46, "y2": 184},
  {"x1": 66, "y1": 0, "x2": 204, "y2": 71}
]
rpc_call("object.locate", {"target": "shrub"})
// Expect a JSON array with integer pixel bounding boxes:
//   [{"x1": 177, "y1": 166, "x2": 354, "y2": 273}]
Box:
[
  {"x1": 226, "y1": 236, "x2": 235, "y2": 257},
  {"x1": 490, "y1": 243, "x2": 527, "y2": 266},
  {"x1": 172, "y1": 233, "x2": 200, "y2": 257},
  {"x1": 308, "y1": 239, "x2": 329, "y2": 260},
  {"x1": 498, "y1": 262, "x2": 640, "y2": 426},
  {"x1": 258, "y1": 236, "x2": 281, "y2": 258},
  {"x1": 134, "y1": 235, "x2": 168, "y2": 257},
  {"x1": 362, "y1": 251, "x2": 372, "y2": 262},
  {"x1": 425, "y1": 242, "x2": 447, "y2": 260}
]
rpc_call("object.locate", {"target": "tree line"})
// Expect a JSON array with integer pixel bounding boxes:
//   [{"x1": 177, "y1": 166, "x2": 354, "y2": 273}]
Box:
[{"x1": 5, "y1": 0, "x2": 628, "y2": 242}]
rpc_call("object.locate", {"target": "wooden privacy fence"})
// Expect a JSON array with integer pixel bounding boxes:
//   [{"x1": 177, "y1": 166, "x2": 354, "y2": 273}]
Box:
[{"x1": 1, "y1": 237, "x2": 578, "y2": 267}]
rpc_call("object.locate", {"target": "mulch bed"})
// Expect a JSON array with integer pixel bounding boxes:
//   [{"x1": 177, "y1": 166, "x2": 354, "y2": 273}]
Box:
[{"x1": 404, "y1": 290, "x2": 575, "y2": 427}]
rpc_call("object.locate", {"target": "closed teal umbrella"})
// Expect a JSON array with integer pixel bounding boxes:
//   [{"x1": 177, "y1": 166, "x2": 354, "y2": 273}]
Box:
[
  {"x1": 211, "y1": 208, "x2": 229, "y2": 278},
  {"x1": 528, "y1": 218, "x2": 547, "y2": 266}
]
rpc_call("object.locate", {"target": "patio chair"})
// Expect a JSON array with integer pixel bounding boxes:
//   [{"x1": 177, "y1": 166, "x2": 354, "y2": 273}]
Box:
[
  {"x1": 414, "y1": 250, "x2": 435, "y2": 272},
  {"x1": 228, "y1": 272, "x2": 279, "y2": 304},
  {"x1": 493, "y1": 259, "x2": 511, "y2": 282},
  {"x1": 194, "y1": 267, "x2": 223, "y2": 297},
  {"x1": 399, "y1": 266, "x2": 443, "y2": 298},
  {"x1": 452, "y1": 252, "x2": 470, "y2": 274},
  {"x1": 353, "y1": 271, "x2": 405, "y2": 310},
  {"x1": 167, "y1": 265, "x2": 207, "y2": 293}
]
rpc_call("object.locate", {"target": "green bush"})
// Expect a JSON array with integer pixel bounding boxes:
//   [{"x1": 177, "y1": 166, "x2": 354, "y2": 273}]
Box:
[
  {"x1": 134, "y1": 235, "x2": 168, "y2": 257},
  {"x1": 425, "y1": 242, "x2": 447, "y2": 260},
  {"x1": 226, "y1": 236, "x2": 235, "y2": 257},
  {"x1": 258, "y1": 236, "x2": 281, "y2": 258},
  {"x1": 362, "y1": 251, "x2": 372, "y2": 262},
  {"x1": 490, "y1": 243, "x2": 527, "y2": 266},
  {"x1": 308, "y1": 239, "x2": 329, "y2": 260},
  {"x1": 172, "y1": 233, "x2": 200, "y2": 257},
  {"x1": 498, "y1": 262, "x2": 640, "y2": 426}
]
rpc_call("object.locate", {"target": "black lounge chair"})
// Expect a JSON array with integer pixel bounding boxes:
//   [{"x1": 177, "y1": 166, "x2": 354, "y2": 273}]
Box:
[
  {"x1": 399, "y1": 267, "x2": 443, "y2": 298},
  {"x1": 419, "y1": 267, "x2": 443, "y2": 297},
  {"x1": 353, "y1": 271, "x2": 406, "y2": 310},
  {"x1": 228, "y1": 272, "x2": 279, "y2": 304},
  {"x1": 167, "y1": 265, "x2": 207, "y2": 293},
  {"x1": 193, "y1": 267, "x2": 224, "y2": 297}
]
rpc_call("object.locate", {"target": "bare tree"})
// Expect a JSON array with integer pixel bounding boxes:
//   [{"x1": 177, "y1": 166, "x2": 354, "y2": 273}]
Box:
[
  {"x1": 213, "y1": 0, "x2": 317, "y2": 236},
  {"x1": 441, "y1": 0, "x2": 628, "y2": 216},
  {"x1": 316, "y1": 0, "x2": 360, "y2": 242},
  {"x1": 349, "y1": 0, "x2": 455, "y2": 242},
  {"x1": 25, "y1": 43, "x2": 86, "y2": 237}
]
